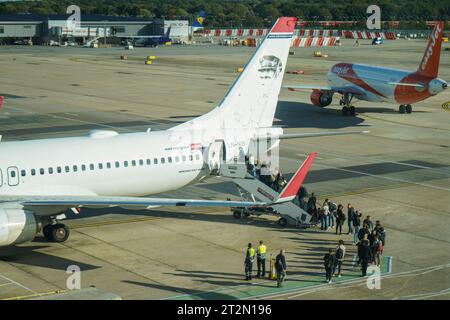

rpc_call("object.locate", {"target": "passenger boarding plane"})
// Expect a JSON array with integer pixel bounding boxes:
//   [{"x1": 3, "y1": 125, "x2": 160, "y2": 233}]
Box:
[
  {"x1": 286, "y1": 22, "x2": 448, "y2": 115},
  {"x1": 0, "y1": 17, "x2": 360, "y2": 247}
]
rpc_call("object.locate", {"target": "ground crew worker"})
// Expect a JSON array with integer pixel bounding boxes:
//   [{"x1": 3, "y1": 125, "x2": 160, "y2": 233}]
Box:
[
  {"x1": 256, "y1": 241, "x2": 267, "y2": 278},
  {"x1": 244, "y1": 243, "x2": 255, "y2": 280},
  {"x1": 275, "y1": 249, "x2": 287, "y2": 288}
]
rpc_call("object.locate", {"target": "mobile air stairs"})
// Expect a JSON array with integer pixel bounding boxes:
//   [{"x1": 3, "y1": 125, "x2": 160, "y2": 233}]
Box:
[{"x1": 219, "y1": 162, "x2": 313, "y2": 228}]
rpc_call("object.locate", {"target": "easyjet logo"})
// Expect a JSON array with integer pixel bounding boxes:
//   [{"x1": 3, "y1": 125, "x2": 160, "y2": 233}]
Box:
[
  {"x1": 421, "y1": 24, "x2": 441, "y2": 71},
  {"x1": 332, "y1": 65, "x2": 350, "y2": 75}
]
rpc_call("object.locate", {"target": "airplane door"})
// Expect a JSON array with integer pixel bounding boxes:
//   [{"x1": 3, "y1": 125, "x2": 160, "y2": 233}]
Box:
[
  {"x1": 7, "y1": 166, "x2": 19, "y2": 186},
  {"x1": 0, "y1": 169, "x2": 3, "y2": 187},
  {"x1": 207, "y1": 140, "x2": 225, "y2": 174}
]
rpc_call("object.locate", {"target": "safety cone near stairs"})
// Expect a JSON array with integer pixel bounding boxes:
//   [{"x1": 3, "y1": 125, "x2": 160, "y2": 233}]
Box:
[{"x1": 269, "y1": 255, "x2": 277, "y2": 280}]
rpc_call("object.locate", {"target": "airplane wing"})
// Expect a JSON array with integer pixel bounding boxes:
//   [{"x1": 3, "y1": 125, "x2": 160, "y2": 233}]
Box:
[
  {"x1": 387, "y1": 82, "x2": 425, "y2": 88},
  {"x1": 285, "y1": 85, "x2": 365, "y2": 96},
  {"x1": 18, "y1": 196, "x2": 265, "y2": 210},
  {"x1": 286, "y1": 85, "x2": 333, "y2": 91},
  {"x1": 279, "y1": 130, "x2": 369, "y2": 139}
]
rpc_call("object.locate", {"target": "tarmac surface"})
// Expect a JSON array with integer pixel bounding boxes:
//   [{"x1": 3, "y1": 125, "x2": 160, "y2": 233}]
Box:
[{"x1": 0, "y1": 39, "x2": 449, "y2": 300}]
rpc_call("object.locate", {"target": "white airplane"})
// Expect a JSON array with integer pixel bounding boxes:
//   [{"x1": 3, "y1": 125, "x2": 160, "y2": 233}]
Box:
[
  {"x1": 286, "y1": 22, "x2": 448, "y2": 115},
  {"x1": 0, "y1": 17, "x2": 362, "y2": 248}
]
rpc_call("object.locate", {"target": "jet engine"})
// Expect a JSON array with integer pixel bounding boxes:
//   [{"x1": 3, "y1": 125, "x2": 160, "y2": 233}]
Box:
[
  {"x1": 0, "y1": 204, "x2": 38, "y2": 246},
  {"x1": 310, "y1": 90, "x2": 333, "y2": 107}
]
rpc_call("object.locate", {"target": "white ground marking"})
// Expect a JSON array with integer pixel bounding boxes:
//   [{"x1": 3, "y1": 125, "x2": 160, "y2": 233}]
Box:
[{"x1": 0, "y1": 274, "x2": 36, "y2": 294}]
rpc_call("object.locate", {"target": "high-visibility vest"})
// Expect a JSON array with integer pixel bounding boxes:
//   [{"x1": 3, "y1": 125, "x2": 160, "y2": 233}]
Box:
[
  {"x1": 248, "y1": 248, "x2": 255, "y2": 258},
  {"x1": 257, "y1": 245, "x2": 267, "y2": 255}
]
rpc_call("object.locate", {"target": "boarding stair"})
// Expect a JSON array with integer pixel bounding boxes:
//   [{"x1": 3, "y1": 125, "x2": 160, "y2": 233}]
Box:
[{"x1": 219, "y1": 163, "x2": 312, "y2": 227}]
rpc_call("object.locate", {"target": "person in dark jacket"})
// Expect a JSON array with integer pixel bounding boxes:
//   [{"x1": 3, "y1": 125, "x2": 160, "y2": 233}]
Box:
[
  {"x1": 353, "y1": 211, "x2": 362, "y2": 244},
  {"x1": 358, "y1": 235, "x2": 372, "y2": 276},
  {"x1": 374, "y1": 220, "x2": 386, "y2": 246},
  {"x1": 358, "y1": 224, "x2": 371, "y2": 243},
  {"x1": 335, "y1": 204, "x2": 346, "y2": 235},
  {"x1": 307, "y1": 193, "x2": 317, "y2": 213},
  {"x1": 275, "y1": 249, "x2": 287, "y2": 288},
  {"x1": 347, "y1": 204, "x2": 355, "y2": 235},
  {"x1": 363, "y1": 215, "x2": 374, "y2": 232},
  {"x1": 324, "y1": 249, "x2": 336, "y2": 283}
]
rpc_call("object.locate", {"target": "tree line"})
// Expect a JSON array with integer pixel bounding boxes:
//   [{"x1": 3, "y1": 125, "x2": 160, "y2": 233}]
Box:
[{"x1": 0, "y1": 0, "x2": 448, "y2": 28}]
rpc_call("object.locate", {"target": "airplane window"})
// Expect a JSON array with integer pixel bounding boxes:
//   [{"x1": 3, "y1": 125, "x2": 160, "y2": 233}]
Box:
[
  {"x1": 57, "y1": 167, "x2": 62, "y2": 173},
  {"x1": 139, "y1": 159, "x2": 144, "y2": 166},
  {"x1": 31, "y1": 169, "x2": 36, "y2": 176},
  {"x1": 161, "y1": 158, "x2": 165, "y2": 164},
  {"x1": 124, "y1": 161, "x2": 128, "y2": 167},
  {"x1": 48, "y1": 167, "x2": 54, "y2": 174},
  {"x1": 146, "y1": 159, "x2": 151, "y2": 165},
  {"x1": 99, "y1": 163, "x2": 103, "y2": 170},
  {"x1": 175, "y1": 156, "x2": 180, "y2": 162},
  {"x1": 168, "y1": 157, "x2": 172, "y2": 163},
  {"x1": 90, "y1": 164, "x2": 94, "y2": 170},
  {"x1": 65, "y1": 166, "x2": 70, "y2": 173},
  {"x1": 81, "y1": 164, "x2": 86, "y2": 171},
  {"x1": 196, "y1": 154, "x2": 200, "y2": 161},
  {"x1": 40, "y1": 168, "x2": 45, "y2": 175},
  {"x1": 182, "y1": 155, "x2": 186, "y2": 162},
  {"x1": 21, "y1": 169, "x2": 26, "y2": 177},
  {"x1": 11, "y1": 171, "x2": 16, "y2": 178},
  {"x1": 189, "y1": 155, "x2": 193, "y2": 161},
  {"x1": 107, "y1": 162, "x2": 111, "y2": 169},
  {"x1": 73, "y1": 165, "x2": 78, "y2": 172},
  {"x1": 132, "y1": 160, "x2": 136, "y2": 166},
  {"x1": 154, "y1": 158, "x2": 158, "y2": 164},
  {"x1": 115, "y1": 161, "x2": 120, "y2": 168}
]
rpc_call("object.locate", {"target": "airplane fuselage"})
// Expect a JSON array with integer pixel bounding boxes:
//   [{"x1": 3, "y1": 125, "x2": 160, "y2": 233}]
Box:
[
  {"x1": 327, "y1": 63, "x2": 447, "y2": 104},
  {"x1": 0, "y1": 130, "x2": 208, "y2": 198}
]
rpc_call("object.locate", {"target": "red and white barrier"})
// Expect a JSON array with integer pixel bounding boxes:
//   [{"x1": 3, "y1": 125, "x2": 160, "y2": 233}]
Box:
[
  {"x1": 203, "y1": 28, "x2": 397, "y2": 40},
  {"x1": 291, "y1": 37, "x2": 339, "y2": 47}
]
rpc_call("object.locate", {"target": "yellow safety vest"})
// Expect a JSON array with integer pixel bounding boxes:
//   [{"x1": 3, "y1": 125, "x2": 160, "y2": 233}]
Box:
[
  {"x1": 248, "y1": 247, "x2": 255, "y2": 258},
  {"x1": 257, "y1": 245, "x2": 267, "y2": 255}
]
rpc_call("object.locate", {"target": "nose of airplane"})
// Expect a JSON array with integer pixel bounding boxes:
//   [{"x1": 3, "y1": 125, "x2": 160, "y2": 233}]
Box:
[{"x1": 443, "y1": 82, "x2": 448, "y2": 90}]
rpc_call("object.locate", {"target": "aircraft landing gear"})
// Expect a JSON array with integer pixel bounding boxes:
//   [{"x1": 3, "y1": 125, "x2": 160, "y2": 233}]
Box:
[
  {"x1": 43, "y1": 223, "x2": 70, "y2": 243},
  {"x1": 399, "y1": 104, "x2": 412, "y2": 114},
  {"x1": 340, "y1": 93, "x2": 356, "y2": 116}
]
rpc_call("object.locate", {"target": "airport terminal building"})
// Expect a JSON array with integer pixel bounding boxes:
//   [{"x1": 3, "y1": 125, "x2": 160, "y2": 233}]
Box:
[{"x1": 0, "y1": 14, "x2": 189, "y2": 44}]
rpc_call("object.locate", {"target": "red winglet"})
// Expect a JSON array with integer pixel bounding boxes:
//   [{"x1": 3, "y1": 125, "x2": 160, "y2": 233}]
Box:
[
  {"x1": 270, "y1": 17, "x2": 297, "y2": 34},
  {"x1": 277, "y1": 152, "x2": 317, "y2": 202}
]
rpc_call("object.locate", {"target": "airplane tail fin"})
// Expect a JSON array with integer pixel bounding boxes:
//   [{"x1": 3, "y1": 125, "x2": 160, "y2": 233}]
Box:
[
  {"x1": 176, "y1": 17, "x2": 296, "y2": 131},
  {"x1": 417, "y1": 21, "x2": 444, "y2": 78},
  {"x1": 192, "y1": 10, "x2": 206, "y2": 30},
  {"x1": 275, "y1": 152, "x2": 317, "y2": 203}
]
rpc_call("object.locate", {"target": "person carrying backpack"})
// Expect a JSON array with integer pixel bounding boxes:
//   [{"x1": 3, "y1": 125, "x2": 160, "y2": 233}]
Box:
[
  {"x1": 335, "y1": 240, "x2": 346, "y2": 277},
  {"x1": 324, "y1": 249, "x2": 336, "y2": 283}
]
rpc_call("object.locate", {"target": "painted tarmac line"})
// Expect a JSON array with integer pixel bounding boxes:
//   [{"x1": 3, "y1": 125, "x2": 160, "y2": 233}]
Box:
[
  {"x1": 0, "y1": 274, "x2": 36, "y2": 294},
  {"x1": 6, "y1": 105, "x2": 170, "y2": 133},
  {"x1": 293, "y1": 146, "x2": 449, "y2": 174},
  {"x1": 164, "y1": 257, "x2": 392, "y2": 300},
  {"x1": 313, "y1": 162, "x2": 450, "y2": 192}
]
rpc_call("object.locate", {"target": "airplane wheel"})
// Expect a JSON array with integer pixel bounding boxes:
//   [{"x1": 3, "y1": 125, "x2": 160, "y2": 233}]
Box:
[
  {"x1": 278, "y1": 217, "x2": 288, "y2": 227},
  {"x1": 233, "y1": 210, "x2": 242, "y2": 219},
  {"x1": 405, "y1": 104, "x2": 412, "y2": 113},
  {"x1": 44, "y1": 224, "x2": 70, "y2": 243},
  {"x1": 399, "y1": 105, "x2": 406, "y2": 114},
  {"x1": 342, "y1": 106, "x2": 349, "y2": 116},
  {"x1": 349, "y1": 106, "x2": 356, "y2": 116}
]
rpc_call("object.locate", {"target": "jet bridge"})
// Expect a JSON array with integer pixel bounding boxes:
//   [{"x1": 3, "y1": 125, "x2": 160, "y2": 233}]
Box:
[{"x1": 219, "y1": 163, "x2": 312, "y2": 227}]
